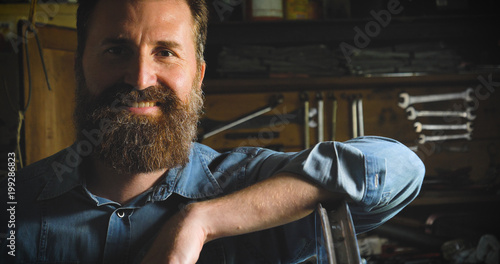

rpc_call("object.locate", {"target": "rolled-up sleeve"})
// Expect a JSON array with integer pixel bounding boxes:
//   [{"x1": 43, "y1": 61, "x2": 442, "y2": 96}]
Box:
[{"x1": 248, "y1": 136, "x2": 425, "y2": 233}]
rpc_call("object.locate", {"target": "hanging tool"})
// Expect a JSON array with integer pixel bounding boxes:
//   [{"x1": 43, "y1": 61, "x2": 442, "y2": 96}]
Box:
[
  {"x1": 28, "y1": 0, "x2": 38, "y2": 25},
  {"x1": 398, "y1": 88, "x2": 474, "y2": 109},
  {"x1": 406, "y1": 107, "x2": 476, "y2": 120},
  {"x1": 300, "y1": 92, "x2": 310, "y2": 149},
  {"x1": 201, "y1": 94, "x2": 283, "y2": 140},
  {"x1": 419, "y1": 133, "x2": 472, "y2": 144},
  {"x1": 316, "y1": 92, "x2": 324, "y2": 143},
  {"x1": 414, "y1": 122, "x2": 473, "y2": 133},
  {"x1": 328, "y1": 93, "x2": 337, "y2": 141},
  {"x1": 24, "y1": 0, "x2": 52, "y2": 93},
  {"x1": 357, "y1": 95, "x2": 364, "y2": 137},
  {"x1": 351, "y1": 96, "x2": 358, "y2": 139},
  {"x1": 200, "y1": 107, "x2": 317, "y2": 131}
]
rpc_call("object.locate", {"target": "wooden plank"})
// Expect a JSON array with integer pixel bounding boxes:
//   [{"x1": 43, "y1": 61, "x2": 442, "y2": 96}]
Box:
[
  {"x1": 21, "y1": 24, "x2": 76, "y2": 165},
  {"x1": 37, "y1": 24, "x2": 77, "y2": 51},
  {"x1": 203, "y1": 73, "x2": 498, "y2": 94},
  {"x1": 0, "y1": 3, "x2": 77, "y2": 29}
]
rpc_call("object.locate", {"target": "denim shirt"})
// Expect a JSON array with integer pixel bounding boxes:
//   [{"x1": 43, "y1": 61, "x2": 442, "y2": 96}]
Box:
[{"x1": 1, "y1": 136, "x2": 425, "y2": 264}]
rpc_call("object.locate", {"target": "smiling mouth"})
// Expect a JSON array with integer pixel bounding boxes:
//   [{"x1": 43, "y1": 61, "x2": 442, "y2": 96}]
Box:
[{"x1": 125, "y1": 101, "x2": 159, "y2": 108}]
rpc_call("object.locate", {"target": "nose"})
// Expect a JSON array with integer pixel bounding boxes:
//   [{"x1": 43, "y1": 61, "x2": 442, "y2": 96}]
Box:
[{"x1": 123, "y1": 55, "x2": 157, "y2": 90}]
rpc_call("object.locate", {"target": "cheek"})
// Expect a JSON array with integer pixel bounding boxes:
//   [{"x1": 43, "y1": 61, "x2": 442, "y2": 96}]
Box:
[
  {"x1": 162, "y1": 67, "x2": 195, "y2": 103},
  {"x1": 82, "y1": 55, "x2": 121, "y2": 96}
]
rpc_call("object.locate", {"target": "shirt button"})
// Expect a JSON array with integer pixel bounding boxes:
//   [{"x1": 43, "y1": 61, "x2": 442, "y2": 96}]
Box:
[{"x1": 117, "y1": 210, "x2": 125, "y2": 218}]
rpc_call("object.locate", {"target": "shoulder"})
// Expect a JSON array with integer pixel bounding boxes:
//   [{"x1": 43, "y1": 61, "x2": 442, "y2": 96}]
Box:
[
  {"x1": 17, "y1": 147, "x2": 71, "y2": 182},
  {"x1": 192, "y1": 143, "x2": 275, "y2": 170}
]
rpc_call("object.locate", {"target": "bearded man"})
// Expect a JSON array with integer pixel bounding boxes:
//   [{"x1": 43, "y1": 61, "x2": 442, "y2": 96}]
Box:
[{"x1": 0, "y1": 0, "x2": 425, "y2": 263}]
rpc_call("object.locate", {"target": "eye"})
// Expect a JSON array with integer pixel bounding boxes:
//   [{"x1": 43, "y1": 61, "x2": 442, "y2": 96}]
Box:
[
  {"x1": 156, "y1": 49, "x2": 174, "y2": 57},
  {"x1": 105, "y1": 46, "x2": 131, "y2": 56}
]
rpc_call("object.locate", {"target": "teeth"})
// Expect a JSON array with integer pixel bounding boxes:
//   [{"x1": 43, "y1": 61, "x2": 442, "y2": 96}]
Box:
[{"x1": 129, "y1": 101, "x2": 156, "y2": 108}]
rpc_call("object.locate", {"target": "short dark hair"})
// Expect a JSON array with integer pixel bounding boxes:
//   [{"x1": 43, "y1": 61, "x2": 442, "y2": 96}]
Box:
[{"x1": 76, "y1": 0, "x2": 208, "y2": 64}]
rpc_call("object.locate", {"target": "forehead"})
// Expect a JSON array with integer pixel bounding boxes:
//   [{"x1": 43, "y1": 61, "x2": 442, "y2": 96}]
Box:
[{"x1": 87, "y1": 0, "x2": 195, "y2": 43}]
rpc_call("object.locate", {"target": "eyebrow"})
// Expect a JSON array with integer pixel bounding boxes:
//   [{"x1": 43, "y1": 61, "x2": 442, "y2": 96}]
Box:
[
  {"x1": 101, "y1": 37, "x2": 132, "y2": 46},
  {"x1": 101, "y1": 38, "x2": 181, "y2": 49},
  {"x1": 156, "y1": 40, "x2": 181, "y2": 50}
]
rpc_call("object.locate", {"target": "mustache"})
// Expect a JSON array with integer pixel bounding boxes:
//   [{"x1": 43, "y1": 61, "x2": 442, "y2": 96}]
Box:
[{"x1": 91, "y1": 83, "x2": 180, "y2": 112}]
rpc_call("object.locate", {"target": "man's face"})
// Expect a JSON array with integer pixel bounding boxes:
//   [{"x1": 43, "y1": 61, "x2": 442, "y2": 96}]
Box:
[
  {"x1": 82, "y1": 0, "x2": 204, "y2": 111},
  {"x1": 75, "y1": 0, "x2": 205, "y2": 173}
]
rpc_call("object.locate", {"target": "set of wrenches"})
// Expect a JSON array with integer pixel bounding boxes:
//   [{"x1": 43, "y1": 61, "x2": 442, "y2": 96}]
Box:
[{"x1": 398, "y1": 88, "x2": 475, "y2": 143}]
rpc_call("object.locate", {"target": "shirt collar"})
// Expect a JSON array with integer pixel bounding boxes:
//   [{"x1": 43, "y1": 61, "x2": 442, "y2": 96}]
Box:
[
  {"x1": 37, "y1": 143, "x2": 224, "y2": 202},
  {"x1": 37, "y1": 146, "x2": 84, "y2": 201}
]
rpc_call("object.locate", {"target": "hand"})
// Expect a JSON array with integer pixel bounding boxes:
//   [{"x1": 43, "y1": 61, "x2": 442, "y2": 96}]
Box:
[{"x1": 140, "y1": 204, "x2": 209, "y2": 264}]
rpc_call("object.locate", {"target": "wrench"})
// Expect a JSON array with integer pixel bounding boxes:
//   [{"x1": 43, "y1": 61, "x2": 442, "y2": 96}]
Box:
[
  {"x1": 406, "y1": 107, "x2": 476, "y2": 120},
  {"x1": 300, "y1": 92, "x2": 310, "y2": 149},
  {"x1": 317, "y1": 92, "x2": 324, "y2": 142},
  {"x1": 202, "y1": 94, "x2": 283, "y2": 139},
  {"x1": 414, "y1": 122, "x2": 473, "y2": 133},
  {"x1": 398, "y1": 88, "x2": 474, "y2": 109},
  {"x1": 419, "y1": 133, "x2": 472, "y2": 144},
  {"x1": 328, "y1": 93, "x2": 337, "y2": 141},
  {"x1": 357, "y1": 97, "x2": 364, "y2": 137},
  {"x1": 351, "y1": 97, "x2": 358, "y2": 138}
]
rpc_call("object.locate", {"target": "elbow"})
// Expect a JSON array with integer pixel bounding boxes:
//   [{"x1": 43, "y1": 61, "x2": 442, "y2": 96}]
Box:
[{"x1": 406, "y1": 145, "x2": 426, "y2": 195}]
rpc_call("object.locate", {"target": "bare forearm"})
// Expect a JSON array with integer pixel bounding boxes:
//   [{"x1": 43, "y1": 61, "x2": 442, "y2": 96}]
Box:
[
  {"x1": 141, "y1": 172, "x2": 344, "y2": 263},
  {"x1": 188, "y1": 172, "x2": 343, "y2": 243}
]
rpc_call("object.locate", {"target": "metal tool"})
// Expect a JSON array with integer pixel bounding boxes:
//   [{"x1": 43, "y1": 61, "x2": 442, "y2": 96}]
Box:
[
  {"x1": 202, "y1": 95, "x2": 283, "y2": 139},
  {"x1": 357, "y1": 96, "x2": 364, "y2": 137},
  {"x1": 309, "y1": 108, "x2": 318, "y2": 128},
  {"x1": 351, "y1": 97, "x2": 358, "y2": 139},
  {"x1": 419, "y1": 133, "x2": 472, "y2": 144},
  {"x1": 398, "y1": 88, "x2": 474, "y2": 109},
  {"x1": 414, "y1": 122, "x2": 473, "y2": 133},
  {"x1": 300, "y1": 92, "x2": 310, "y2": 149},
  {"x1": 328, "y1": 93, "x2": 337, "y2": 141},
  {"x1": 349, "y1": 95, "x2": 364, "y2": 138},
  {"x1": 317, "y1": 202, "x2": 362, "y2": 264},
  {"x1": 406, "y1": 107, "x2": 476, "y2": 120},
  {"x1": 200, "y1": 107, "x2": 317, "y2": 131},
  {"x1": 317, "y1": 92, "x2": 325, "y2": 142}
]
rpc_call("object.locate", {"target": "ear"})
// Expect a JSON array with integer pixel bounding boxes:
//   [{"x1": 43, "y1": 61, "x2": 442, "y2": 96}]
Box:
[{"x1": 198, "y1": 61, "x2": 206, "y2": 88}]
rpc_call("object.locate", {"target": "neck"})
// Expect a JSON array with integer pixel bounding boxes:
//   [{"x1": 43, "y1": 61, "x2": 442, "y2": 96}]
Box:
[{"x1": 85, "y1": 158, "x2": 167, "y2": 204}]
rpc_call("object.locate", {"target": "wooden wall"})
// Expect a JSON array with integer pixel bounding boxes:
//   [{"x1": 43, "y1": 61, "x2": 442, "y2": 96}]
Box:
[
  {"x1": 21, "y1": 23, "x2": 76, "y2": 165},
  {"x1": 201, "y1": 78, "x2": 500, "y2": 185}
]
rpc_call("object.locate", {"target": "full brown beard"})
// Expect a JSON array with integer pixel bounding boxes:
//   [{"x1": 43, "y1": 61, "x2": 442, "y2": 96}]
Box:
[{"x1": 74, "y1": 63, "x2": 203, "y2": 174}]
